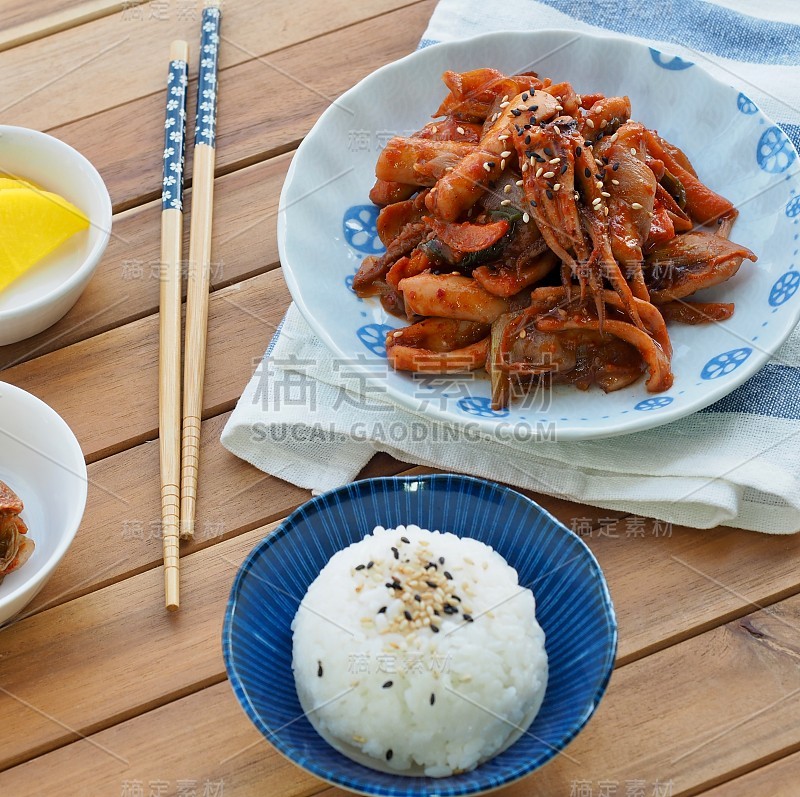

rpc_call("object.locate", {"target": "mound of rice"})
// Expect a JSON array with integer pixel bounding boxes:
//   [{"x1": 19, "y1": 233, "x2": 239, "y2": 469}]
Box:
[{"x1": 291, "y1": 524, "x2": 548, "y2": 777}]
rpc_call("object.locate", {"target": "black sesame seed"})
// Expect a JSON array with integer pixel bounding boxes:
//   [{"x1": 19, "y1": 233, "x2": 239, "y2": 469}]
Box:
[
  {"x1": 414, "y1": 594, "x2": 422, "y2": 602},
  {"x1": 561, "y1": 162, "x2": 568, "y2": 174},
  {"x1": 463, "y1": 614, "x2": 474, "y2": 623},
  {"x1": 452, "y1": 594, "x2": 461, "y2": 602},
  {"x1": 613, "y1": 162, "x2": 620, "y2": 171},
  {"x1": 546, "y1": 189, "x2": 554, "y2": 200},
  {"x1": 486, "y1": 162, "x2": 496, "y2": 168},
  {"x1": 523, "y1": 124, "x2": 532, "y2": 130},
  {"x1": 575, "y1": 146, "x2": 582, "y2": 157},
  {"x1": 543, "y1": 147, "x2": 553, "y2": 156},
  {"x1": 385, "y1": 582, "x2": 394, "y2": 589},
  {"x1": 534, "y1": 153, "x2": 545, "y2": 162},
  {"x1": 514, "y1": 125, "x2": 523, "y2": 135},
  {"x1": 528, "y1": 105, "x2": 538, "y2": 112},
  {"x1": 386, "y1": 749, "x2": 393, "y2": 761},
  {"x1": 378, "y1": 606, "x2": 387, "y2": 614},
  {"x1": 430, "y1": 624, "x2": 440, "y2": 633},
  {"x1": 355, "y1": 564, "x2": 365, "y2": 571},
  {"x1": 404, "y1": 610, "x2": 413, "y2": 621},
  {"x1": 524, "y1": 135, "x2": 531, "y2": 145},
  {"x1": 426, "y1": 580, "x2": 437, "y2": 588},
  {"x1": 521, "y1": 92, "x2": 529, "y2": 101},
  {"x1": 584, "y1": 140, "x2": 592, "y2": 147},
  {"x1": 443, "y1": 605, "x2": 456, "y2": 614},
  {"x1": 433, "y1": 610, "x2": 440, "y2": 616},
  {"x1": 584, "y1": 167, "x2": 591, "y2": 178},
  {"x1": 511, "y1": 109, "x2": 522, "y2": 117},
  {"x1": 367, "y1": 561, "x2": 374, "y2": 569},
  {"x1": 596, "y1": 173, "x2": 603, "y2": 181},
  {"x1": 444, "y1": 571, "x2": 453, "y2": 580},
  {"x1": 438, "y1": 557, "x2": 445, "y2": 565},
  {"x1": 317, "y1": 661, "x2": 323, "y2": 677},
  {"x1": 530, "y1": 200, "x2": 537, "y2": 207},
  {"x1": 383, "y1": 680, "x2": 393, "y2": 689},
  {"x1": 392, "y1": 581, "x2": 402, "y2": 590},
  {"x1": 430, "y1": 693, "x2": 436, "y2": 705},
  {"x1": 400, "y1": 536, "x2": 410, "y2": 544}
]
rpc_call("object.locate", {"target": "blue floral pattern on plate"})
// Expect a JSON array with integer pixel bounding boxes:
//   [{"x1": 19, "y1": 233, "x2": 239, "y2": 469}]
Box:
[
  {"x1": 786, "y1": 196, "x2": 800, "y2": 218},
  {"x1": 634, "y1": 397, "x2": 674, "y2": 411},
  {"x1": 457, "y1": 396, "x2": 509, "y2": 418},
  {"x1": 356, "y1": 323, "x2": 393, "y2": 357},
  {"x1": 701, "y1": 348, "x2": 752, "y2": 380},
  {"x1": 756, "y1": 126, "x2": 796, "y2": 173},
  {"x1": 649, "y1": 47, "x2": 693, "y2": 70},
  {"x1": 737, "y1": 92, "x2": 758, "y2": 114},
  {"x1": 343, "y1": 205, "x2": 385, "y2": 254},
  {"x1": 769, "y1": 271, "x2": 800, "y2": 307},
  {"x1": 162, "y1": 58, "x2": 188, "y2": 210}
]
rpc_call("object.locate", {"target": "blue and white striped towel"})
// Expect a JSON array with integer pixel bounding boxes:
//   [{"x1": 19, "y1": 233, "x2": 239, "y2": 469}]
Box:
[{"x1": 222, "y1": 0, "x2": 800, "y2": 534}]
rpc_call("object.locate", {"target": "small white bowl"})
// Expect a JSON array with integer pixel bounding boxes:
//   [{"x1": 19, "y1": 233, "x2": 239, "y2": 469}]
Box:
[
  {"x1": 0, "y1": 382, "x2": 87, "y2": 625},
  {"x1": 0, "y1": 126, "x2": 112, "y2": 345}
]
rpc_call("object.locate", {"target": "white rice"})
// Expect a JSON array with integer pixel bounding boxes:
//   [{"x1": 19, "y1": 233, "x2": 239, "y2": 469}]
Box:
[{"x1": 291, "y1": 524, "x2": 548, "y2": 777}]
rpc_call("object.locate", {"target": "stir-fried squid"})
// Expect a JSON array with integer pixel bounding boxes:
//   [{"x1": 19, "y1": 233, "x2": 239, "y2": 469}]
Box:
[{"x1": 353, "y1": 66, "x2": 757, "y2": 409}]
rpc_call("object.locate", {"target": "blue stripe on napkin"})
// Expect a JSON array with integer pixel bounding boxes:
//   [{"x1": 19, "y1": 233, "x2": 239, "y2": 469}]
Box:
[
  {"x1": 535, "y1": 0, "x2": 800, "y2": 65},
  {"x1": 702, "y1": 364, "x2": 800, "y2": 419}
]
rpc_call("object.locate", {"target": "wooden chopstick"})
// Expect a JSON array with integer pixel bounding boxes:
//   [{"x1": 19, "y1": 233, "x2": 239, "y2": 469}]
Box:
[
  {"x1": 181, "y1": 0, "x2": 222, "y2": 541},
  {"x1": 160, "y1": 39, "x2": 189, "y2": 611}
]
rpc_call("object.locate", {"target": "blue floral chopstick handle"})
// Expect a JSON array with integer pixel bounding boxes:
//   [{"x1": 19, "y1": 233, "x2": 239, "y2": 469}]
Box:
[
  {"x1": 195, "y1": 4, "x2": 221, "y2": 148},
  {"x1": 162, "y1": 52, "x2": 188, "y2": 211}
]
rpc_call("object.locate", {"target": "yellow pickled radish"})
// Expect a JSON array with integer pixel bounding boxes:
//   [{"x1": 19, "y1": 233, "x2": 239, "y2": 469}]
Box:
[{"x1": 0, "y1": 181, "x2": 89, "y2": 293}]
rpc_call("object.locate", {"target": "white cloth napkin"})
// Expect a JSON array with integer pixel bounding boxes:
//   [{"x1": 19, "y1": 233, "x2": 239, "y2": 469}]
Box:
[{"x1": 222, "y1": 0, "x2": 800, "y2": 534}]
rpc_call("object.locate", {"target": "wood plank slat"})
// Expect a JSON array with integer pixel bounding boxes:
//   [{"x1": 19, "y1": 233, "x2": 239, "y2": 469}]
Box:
[
  {"x1": 699, "y1": 749, "x2": 800, "y2": 797},
  {"x1": 0, "y1": 0, "x2": 138, "y2": 54},
  {"x1": 2, "y1": 585, "x2": 799, "y2": 795},
  {"x1": 0, "y1": 0, "x2": 424, "y2": 133},
  {"x1": 51, "y1": 0, "x2": 434, "y2": 212}
]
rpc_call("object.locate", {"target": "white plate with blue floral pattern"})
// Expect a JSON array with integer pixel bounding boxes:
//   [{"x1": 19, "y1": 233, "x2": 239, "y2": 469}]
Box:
[{"x1": 278, "y1": 30, "x2": 800, "y2": 441}]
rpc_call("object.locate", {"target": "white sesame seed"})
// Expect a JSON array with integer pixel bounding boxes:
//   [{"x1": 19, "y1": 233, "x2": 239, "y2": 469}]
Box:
[
  {"x1": 530, "y1": 155, "x2": 536, "y2": 166},
  {"x1": 515, "y1": 179, "x2": 523, "y2": 186},
  {"x1": 523, "y1": 212, "x2": 530, "y2": 223},
  {"x1": 555, "y1": 105, "x2": 563, "y2": 111},
  {"x1": 553, "y1": 183, "x2": 561, "y2": 191},
  {"x1": 610, "y1": 133, "x2": 618, "y2": 142},
  {"x1": 503, "y1": 184, "x2": 512, "y2": 194},
  {"x1": 500, "y1": 199, "x2": 512, "y2": 206},
  {"x1": 445, "y1": 166, "x2": 454, "y2": 171},
  {"x1": 483, "y1": 162, "x2": 491, "y2": 172},
  {"x1": 501, "y1": 158, "x2": 506, "y2": 170},
  {"x1": 549, "y1": 157, "x2": 561, "y2": 164},
  {"x1": 500, "y1": 150, "x2": 512, "y2": 158},
  {"x1": 592, "y1": 197, "x2": 602, "y2": 206},
  {"x1": 497, "y1": 133, "x2": 509, "y2": 141},
  {"x1": 502, "y1": 94, "x2": 509, "y2": 103},
  {"x1": 611, "y1": 178, "x2": 620, "y2": 185},
  {"x1": 600, "y1": 119, "x2": 607, "y2": 128},
  {"x1": 630, "y1": 147, "x2": 637, "y2": 155},
  {"x1": 631, "y1": 202, "x2": 643, "y2": 210},
  {"x1": 543, "y1": 171, "x2": 555, "y2": 178},
  {"x1": 596, "y1": 181, "x2": 603, "y2": 189},
  {"x1": 393, "y1": 330, "x2": 403, "y2": 337},
  {"x1": 603, "y1": 206, "x2": 609, "y2": 216},
  {"x1": 601, "y1": 191, "x2": 611, "y2": 197},
  {"x1": 492, "y1": 112, "x2": 500, "y2": 122},
  {"x1": 522, "y1": 162, "x2": 529, "y2": 172},
  {"x1": 499, "y1": 101, "x2": 510, "y2": 108},
  {"x1": 586, "y1": 118, "x2": 595, "y2": 129},
  {"x1": 456, "y1": 126, "x2": 465, "y2": 135},
  {"x1": 519, "y1": 329, "x2": 527, "y2": 339},
  {"x1": 536, "y1": 167, "x2": 544, "y2": 178}
]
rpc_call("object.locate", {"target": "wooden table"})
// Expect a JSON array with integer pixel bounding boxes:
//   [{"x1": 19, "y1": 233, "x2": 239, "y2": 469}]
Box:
[{"x1": 1, "y1": 2, "x2": 799, "y2": 795}]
